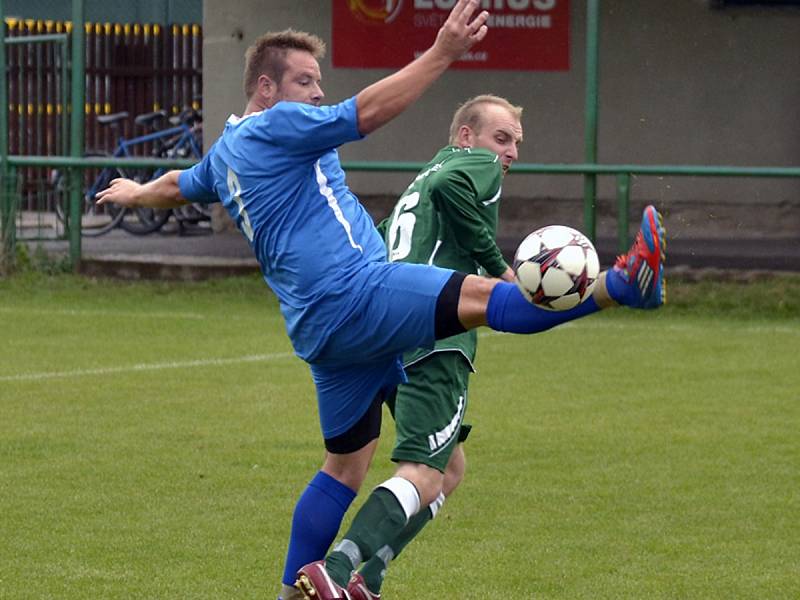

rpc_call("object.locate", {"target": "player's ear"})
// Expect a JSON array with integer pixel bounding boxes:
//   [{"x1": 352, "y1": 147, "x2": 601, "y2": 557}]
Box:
[
  {"x1": 456, "y1": 125, "x2": 473, "y2": 149},
  {"x1": 257, "y1": 74, "x2": 277, "y2": 105}
]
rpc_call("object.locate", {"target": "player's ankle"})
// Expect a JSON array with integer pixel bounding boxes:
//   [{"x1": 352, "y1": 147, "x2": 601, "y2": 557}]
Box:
[
  {"x1": 605, "y1": 267, "x2": 628, "y2": 305},
  {"x1": 591, "y1": 272, "x2": 618, "y2": 308},
  {"x1": 324, "y1": 551, "x2": 354, "y2": 587}
]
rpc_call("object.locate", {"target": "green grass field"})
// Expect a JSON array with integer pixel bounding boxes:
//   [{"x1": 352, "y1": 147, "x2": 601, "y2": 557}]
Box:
[{"x1": 1, "y1": 272, "x2": 799, "y2": 599}]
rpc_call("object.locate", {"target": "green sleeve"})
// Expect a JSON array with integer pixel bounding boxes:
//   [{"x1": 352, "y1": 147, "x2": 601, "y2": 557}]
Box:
[
  {"x1": 374, "y1": 216, "x2": 390, "y2": 240},
  {"x1": 429, "y1": 163, "x2": 508, "y2": 277}
]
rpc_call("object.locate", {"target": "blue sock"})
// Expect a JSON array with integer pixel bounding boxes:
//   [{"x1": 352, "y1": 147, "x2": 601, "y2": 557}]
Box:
[
  {"x1": 281, "y1": 471, "x2": 357, "y2": 586},
  {"x1": 603, "y1": 267, "x2": 629, "y2": 305},
  {"x1": 486, "y1": 282, "x2": 601, "y2": 334}
]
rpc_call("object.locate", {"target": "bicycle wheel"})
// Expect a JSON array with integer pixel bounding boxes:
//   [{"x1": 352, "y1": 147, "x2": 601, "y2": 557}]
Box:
[
  {"x1": 175, "y1": 203, "x2": 212, "y2": 223},
  {"x1": 82, "y1": 167, "x2": 127, "y2": 236},
  {"x1": 120, "y1": 206, "x2": 172, "y2": 234},
  {"x1": 117, "y1": 169, "x2": 172, "y2": 235},
  {"x1": 54, "y1": 160, "x2": 127, "y2": 237}
]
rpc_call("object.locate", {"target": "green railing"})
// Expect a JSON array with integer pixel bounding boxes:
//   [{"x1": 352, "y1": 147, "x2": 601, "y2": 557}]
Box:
[
  {"x1": 1, "y1": 156, "x2": 197, "y2": 268},
  {"x1": 1, "y1": 28, "x2": 70, "y2": 270},
  {"x1": 0, "y1": 0, "x2": 77, "y2": 272},
  {"x1": 344, "y1": 161, "x2": 800, "y2": 253},
  {"x1": 3, "y1": 156, "x2": 799, "y2": 272}
]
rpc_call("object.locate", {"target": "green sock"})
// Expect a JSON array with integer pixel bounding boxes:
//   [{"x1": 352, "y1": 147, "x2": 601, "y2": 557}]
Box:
[
  {"x1": 359, "y1": 506, "x2": 433, "y2": 593},
  {"x1": 325, "y1": 488, "x2": 410, "y2": 585}
]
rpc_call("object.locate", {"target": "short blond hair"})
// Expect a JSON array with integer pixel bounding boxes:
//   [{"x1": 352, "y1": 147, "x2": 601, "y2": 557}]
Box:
[
  {"x1": 243, "y1": 29, "x2": 326, "y2": 98},
  {"x1": 448, "y1": 94, "x2": 523, "y2": 145}
]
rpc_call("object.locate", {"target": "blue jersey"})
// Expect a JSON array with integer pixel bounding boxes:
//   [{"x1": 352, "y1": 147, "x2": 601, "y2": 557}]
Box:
[{"x1": 178, "y1": 97, "x2": 387, "y2": 361}]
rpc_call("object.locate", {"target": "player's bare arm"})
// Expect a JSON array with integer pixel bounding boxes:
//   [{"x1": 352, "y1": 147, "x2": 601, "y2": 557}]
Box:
[
  {"x1": 95, "y1": 170, "x2": 189, "y2": 209},
  {"x1": 355, "y1": 0, "x2": 489, "y2": 134}
]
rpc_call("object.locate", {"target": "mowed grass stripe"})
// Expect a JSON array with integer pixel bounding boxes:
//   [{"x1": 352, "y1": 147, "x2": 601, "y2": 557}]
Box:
[
  {"x1": 3, "y1": 314, "x2": 795, "y2": 382},
  {"x1": 0, "y1": 352, "x2": 295, "y2": 383},
  {"x1": 0, "y1": 306, "x2": 209, "y2": 320}
]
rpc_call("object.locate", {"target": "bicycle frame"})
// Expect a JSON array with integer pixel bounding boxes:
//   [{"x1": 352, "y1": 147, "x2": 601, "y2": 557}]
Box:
[
  {"x1": 85, "y1": 123, "x2": 202, "y2": 199},
  {"x1": 113, "y1": 124, "x2": 202, "y2": 162}
]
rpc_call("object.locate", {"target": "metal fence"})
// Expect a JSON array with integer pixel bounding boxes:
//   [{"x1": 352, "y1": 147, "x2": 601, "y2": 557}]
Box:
[{"x1": 3, "y1": 17, "x2": 202, "y2": 212}]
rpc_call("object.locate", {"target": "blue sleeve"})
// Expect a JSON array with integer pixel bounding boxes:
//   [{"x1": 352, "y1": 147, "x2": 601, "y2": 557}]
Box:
[
  {"x1": 178, "y1": 143, "x2": 219, "y2": 204},
  {"x1": 258, "y1": 96, "x2": 364, "y2": 157}
]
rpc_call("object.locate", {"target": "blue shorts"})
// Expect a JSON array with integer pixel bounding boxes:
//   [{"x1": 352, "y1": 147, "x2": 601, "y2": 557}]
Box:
[{"x1": 309, "y1": 261, "x2": 454, "y2": 439}]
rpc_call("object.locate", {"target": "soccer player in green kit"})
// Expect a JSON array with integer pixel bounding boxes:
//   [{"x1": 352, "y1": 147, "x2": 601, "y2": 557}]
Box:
[
  {"x1": 297, "y1": 94, "x2": 664, "y2": 598},
  {"x1": 348, "y1": 94, "x2": 522, "y2": 598}
]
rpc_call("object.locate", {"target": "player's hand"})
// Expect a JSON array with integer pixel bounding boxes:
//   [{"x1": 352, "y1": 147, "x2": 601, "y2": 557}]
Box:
[
  {"x1": 433, "y1": 0, "x2": 489, "y2": 62},
  {"x1": 95, "y1": 178, "x2": 142, "y2": 207}
]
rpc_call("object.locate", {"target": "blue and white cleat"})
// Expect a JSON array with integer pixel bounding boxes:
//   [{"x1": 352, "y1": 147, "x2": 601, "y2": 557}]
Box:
[{"x1": 607, "y1": 205, "x2": 666, "y2": 309}]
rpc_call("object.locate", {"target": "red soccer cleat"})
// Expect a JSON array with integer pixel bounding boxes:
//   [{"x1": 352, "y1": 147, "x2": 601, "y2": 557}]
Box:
[{"x1": 608, "y1": 204, "x2": 667, "y2": 309}]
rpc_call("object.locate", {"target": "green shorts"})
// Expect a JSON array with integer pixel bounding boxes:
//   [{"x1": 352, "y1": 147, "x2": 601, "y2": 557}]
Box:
[{"x1": 386, "y1": 350, "x2": 473, "y2": 473}]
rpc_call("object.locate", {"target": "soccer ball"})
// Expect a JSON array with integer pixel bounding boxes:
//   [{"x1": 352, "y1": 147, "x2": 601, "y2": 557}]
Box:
[{"x1": 513, "y1": 225, "x2": 600, "y2": 311}]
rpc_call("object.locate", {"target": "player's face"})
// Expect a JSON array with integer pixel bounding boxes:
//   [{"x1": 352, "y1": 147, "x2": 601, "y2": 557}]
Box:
[
  {"x1": 468, "y1": 104, "x2": 523, "y2": 175},
  {"x1": 275, "y1": 50, "x2": 324, "y2": 106}
]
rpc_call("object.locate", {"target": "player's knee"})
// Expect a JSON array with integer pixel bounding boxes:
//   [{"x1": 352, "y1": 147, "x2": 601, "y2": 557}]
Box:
[
  {"x1": 420, "y1": 481, "x2": 445, "y2": 508},
  {"x1": 395, "y1": 462, "x2": 444, "y2": 508},
  {"x1": 321, "y1": 439, "x2": 378, "y2": 492},
  {"x1": 457, "y1": 275, "x2": 499, "y2": 330},
  {"x1": 321, "y1": 461, "x2": 369, "y2": 492}
]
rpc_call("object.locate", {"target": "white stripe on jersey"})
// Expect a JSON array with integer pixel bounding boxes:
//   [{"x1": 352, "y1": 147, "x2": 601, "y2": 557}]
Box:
[
  {"x1": 314, "y1": 160, "x2": 363, "y2": 253},
  {"x1": 482, "y1": 185, "x2": 502, "y2": 206},
  {"x1": 427, "y1": 239, "x2": 443, "y2": 265}
]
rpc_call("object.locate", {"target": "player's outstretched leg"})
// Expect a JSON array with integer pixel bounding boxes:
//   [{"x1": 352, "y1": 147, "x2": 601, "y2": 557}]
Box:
[
  {"x1": 605, "y1": 204, "x2": 667, "y2": 309},
  {"x1": 295, "y1": 561, "x2": 352, "y2": 600},
  {"x1": 484, "y1": 205, "x2": 666, "y2": 335}
]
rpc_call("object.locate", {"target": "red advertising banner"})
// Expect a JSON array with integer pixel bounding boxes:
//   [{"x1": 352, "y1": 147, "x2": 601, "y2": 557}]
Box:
[{"x1": 333, "y1": 0, "x2": 570, "y2": 71}]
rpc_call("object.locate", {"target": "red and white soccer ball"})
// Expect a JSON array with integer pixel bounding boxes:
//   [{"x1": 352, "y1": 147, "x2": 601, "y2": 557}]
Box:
[{"x1": 513, "y1": 225, "x2": 600, "y2": 311}]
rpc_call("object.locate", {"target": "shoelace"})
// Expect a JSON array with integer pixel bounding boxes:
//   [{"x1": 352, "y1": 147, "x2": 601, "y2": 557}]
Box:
[
  {"x1": 613, "y1": 232, "x2": 646, "y2": 276},
  {"x1": 613, "y1": 253, "x2": 630, "y2": 271}
]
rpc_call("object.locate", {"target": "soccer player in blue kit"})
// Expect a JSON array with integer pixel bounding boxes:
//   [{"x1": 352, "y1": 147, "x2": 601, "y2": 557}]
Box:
[{"x1": 97, "y1": 1, "x2": 666, "y2": 598}]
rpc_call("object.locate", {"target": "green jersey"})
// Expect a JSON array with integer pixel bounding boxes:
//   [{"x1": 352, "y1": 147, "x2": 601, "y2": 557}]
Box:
[{"x1": 381, "y1": 146, "x2": 507, "y2": 368}]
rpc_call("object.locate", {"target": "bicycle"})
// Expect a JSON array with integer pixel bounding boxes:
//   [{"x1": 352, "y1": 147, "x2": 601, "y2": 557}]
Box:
[
  {"x1": 133, "y1": 107, "x2": 210, "y2": 236},
  {"x1": 53, "y1": 109, "x2": 203, "y2": 236}
]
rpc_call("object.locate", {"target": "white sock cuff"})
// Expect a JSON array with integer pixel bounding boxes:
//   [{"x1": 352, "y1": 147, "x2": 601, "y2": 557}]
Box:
[
  {"x1": 429, "y1": 492, "x2": 446, "y2": 519},
  {"x1": 378, "y1": 476, "x2": 421, "y2": 521}
]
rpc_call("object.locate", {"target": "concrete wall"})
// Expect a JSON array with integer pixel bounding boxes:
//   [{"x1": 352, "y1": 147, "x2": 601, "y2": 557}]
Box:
[{"x1": 202, "y1": 1, "x2": 800, "y2": 223}]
